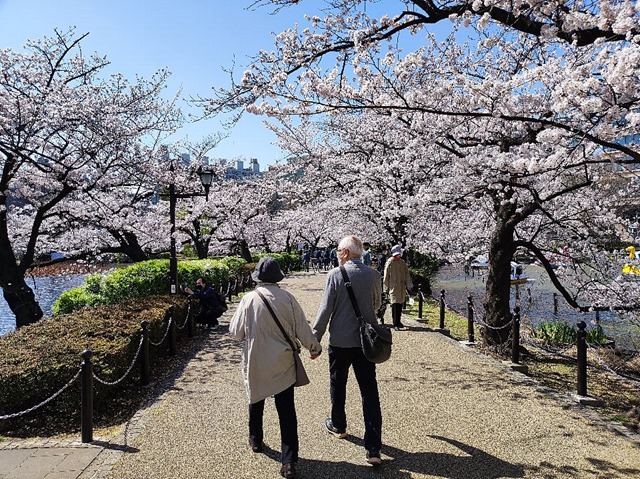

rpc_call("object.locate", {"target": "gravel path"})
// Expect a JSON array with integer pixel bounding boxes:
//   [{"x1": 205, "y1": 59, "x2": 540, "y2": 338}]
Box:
[{"x1": 100, "y1": 271, "x2": 640, "y2": 479}]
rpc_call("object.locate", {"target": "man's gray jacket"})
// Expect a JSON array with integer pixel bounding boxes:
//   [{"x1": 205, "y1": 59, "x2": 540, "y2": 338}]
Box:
[{"x1": 313, "y1": 259, "x2": 382, "y2": 348}]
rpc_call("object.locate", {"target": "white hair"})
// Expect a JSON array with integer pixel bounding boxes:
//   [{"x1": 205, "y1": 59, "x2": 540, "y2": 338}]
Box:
[{"x1": 338, "y1": 235, "x2": 363, "y2": 257}]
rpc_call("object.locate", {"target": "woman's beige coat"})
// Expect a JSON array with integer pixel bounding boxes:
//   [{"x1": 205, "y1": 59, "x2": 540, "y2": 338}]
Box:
[
  {"x1": 229, "y1": 283, "x2": 322, "y2": 404},
  {"x1": 383, "y1": 257, "x2": 413, "y2": 304}
]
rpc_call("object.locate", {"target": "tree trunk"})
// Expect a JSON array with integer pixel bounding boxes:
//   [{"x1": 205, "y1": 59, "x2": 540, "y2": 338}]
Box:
[
  {"x1": 482, "y1": 221, "x2": 516, "y2": 345},
  {"x1": 1, "y1": 274, "x2": 43, "y2": 328},
  {"x1": 0, "y1": 203, "x2": 44, "y2": 327},
  {"x1": 106, "y1": 229, "x2": 150, "y2": 262},
  {"x1": 238, "y1": 239, "x2": 253, "y2": 263},
  {"x1": 119, "y1": 231, "x2": 150, "y2": 262}
]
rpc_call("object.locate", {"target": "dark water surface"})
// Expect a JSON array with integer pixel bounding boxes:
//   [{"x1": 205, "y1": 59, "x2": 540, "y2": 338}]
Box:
[
  {"x1": 0, "y1": 274, "x2": 87, "y2": 336},
  {"x1": 433, "y1": 264, "x2": 640, "y2": 351}
]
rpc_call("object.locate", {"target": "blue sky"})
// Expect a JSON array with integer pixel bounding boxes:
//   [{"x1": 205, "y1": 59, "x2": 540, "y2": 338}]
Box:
[
  {"x1": 0, "y1": 0, "x2": 455, "y2": 168},
  {"x1": 0, "y1": 0, "x2": 323, "y2": 167}
]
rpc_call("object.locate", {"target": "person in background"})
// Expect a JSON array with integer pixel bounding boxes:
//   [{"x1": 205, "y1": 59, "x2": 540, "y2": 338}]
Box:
[
  {"x1": 383, "y1": 245, "x2": 413, "y2": 330},
  {"x1": 376, "y1": 245, "x2": 388, "y2": 275},
  {"x1": 302, "y1": 249, "x2": 311, "y2": 272},
  {"x1": 361, "y1": 242, "x2": 372, "y2": 267},
  {"x1": 183, "y1": 278, "x2": 225, "y2": 331},
  {"x1": 313, "y1": 235, "x2": 384, "y2": 467},
  {"x1": 375, "y1": 245, "x2": 389, "y2": 324},
  {"x1": 229, "y1": 257, "x2": 322, "y2": 479}
]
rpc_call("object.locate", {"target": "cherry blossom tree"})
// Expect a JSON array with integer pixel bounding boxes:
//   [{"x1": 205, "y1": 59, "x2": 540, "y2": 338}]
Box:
[
  {"x1": 0, "y1": 29, "x2": 181, "y2": 327},
  {"x1": 205, "y1": 1, "x2": 640, "y2": 346}
]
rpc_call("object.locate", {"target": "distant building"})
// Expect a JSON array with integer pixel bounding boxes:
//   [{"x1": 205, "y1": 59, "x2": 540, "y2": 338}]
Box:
[{"x1": 208, "y1": 157, "x2": 262, "y2": 179}]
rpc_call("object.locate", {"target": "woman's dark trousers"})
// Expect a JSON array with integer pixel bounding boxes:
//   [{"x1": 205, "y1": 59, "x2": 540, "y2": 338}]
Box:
[{"x1": 248, "y1": 384, "x2": 298, "y2": 464}]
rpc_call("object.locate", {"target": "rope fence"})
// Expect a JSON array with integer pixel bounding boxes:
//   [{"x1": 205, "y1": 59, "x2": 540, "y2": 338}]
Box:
[
  {"x1": 0, "y1": 274, "x2": 244, "y2": 443},
  {"x1": 412, "y1": 285, "x2": 640, "y2": 399}
]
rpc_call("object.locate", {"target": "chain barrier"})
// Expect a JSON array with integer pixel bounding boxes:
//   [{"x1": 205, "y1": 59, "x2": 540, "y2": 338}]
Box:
[
  {"x1": 149, "y1": 314, "x2": 173, "y2": 347},
  {"x1": 468, "y1": 304, "x2": 514, "y2": 331},
  {"x1": 175, "y1": 302, "x2": 191, "y2": 331},
  {"x1": 0, "y1": 369, "x2": 81, "y2": 420},
  {"x1": 586, "y1": 343, "x2": 640, "y2": 387},
  {"x1": 92, "y1": 335, "x2": 145, "y2": 386}
]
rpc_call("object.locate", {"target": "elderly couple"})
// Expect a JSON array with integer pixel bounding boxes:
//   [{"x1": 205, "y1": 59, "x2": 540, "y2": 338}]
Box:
[{"x1": 229, "y1": 235, "x2": 384, "y2": 479}]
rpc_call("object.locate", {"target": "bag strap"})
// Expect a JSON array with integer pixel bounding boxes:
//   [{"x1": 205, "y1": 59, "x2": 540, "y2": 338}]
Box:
[
  {"x1": 256, "y1": 289, "x2": 298, "y2": 352},
  {"x1": 339, "y1": 266, "x2": 366, "y2": 326}
]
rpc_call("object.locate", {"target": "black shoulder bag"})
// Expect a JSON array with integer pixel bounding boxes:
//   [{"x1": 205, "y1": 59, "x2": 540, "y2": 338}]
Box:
[
  {"x1": 339, "y1": 266, "x2": 392, "y2": 364},
  {"x1": 255, "y1": 289, "x2": 310, "y2": 387}
]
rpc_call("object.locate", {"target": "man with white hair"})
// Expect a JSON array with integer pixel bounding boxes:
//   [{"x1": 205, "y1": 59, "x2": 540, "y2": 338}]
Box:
[{"x1": 313, "y1": 235, "x2": 384, "y2": 466}]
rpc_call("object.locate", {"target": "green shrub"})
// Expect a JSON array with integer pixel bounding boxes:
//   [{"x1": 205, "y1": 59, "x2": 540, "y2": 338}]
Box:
[
  {"x1": 530, "y1": 320, "x2": 609, "y2": 346},
  {"x1": 51, "y1": 288, "x2": 102, "y2": 315},
  {"x1": 0, "y1": 295, "x2": 188, "y2": 433},
  {"x1": 220, "y1": 256, "x2": 247, "y2": 276},
  {"x1": 530, "y1": 320, "x2": 577, "y2": 345},
  {"x1": 254, "y1": 252, "x2": 302, "y2": 272},
  {"x1": 53, "y1": 258, "x2": 247, "y2": 315},
  {"x1": 84, "y1": 273, "x2": 103, "y2": 294},
  {"x1": 101, "y1": 260, "x2": 169, "y2": 303},
  {"x1": 178, "y1": 259, "x2": 229, "y2": 290},
  {"x1": 408, "y1": 250, "x2": 438, "y2": 296}
]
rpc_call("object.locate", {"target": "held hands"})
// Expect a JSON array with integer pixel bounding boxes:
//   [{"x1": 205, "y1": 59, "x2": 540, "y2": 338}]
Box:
[{"x1": 309, "y1": 352, "x2": 321, "y2": 360}]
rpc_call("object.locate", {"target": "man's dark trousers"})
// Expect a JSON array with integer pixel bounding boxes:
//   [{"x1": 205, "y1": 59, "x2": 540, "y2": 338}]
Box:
[{"x1": 328, "y1": 345, "x2": 382, "y2": 453}]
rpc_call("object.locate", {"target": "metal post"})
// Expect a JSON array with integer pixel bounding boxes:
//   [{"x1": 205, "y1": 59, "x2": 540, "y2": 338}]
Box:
[
  {"x1": 577, "y1": 321, "x2": 587, "y2": 396},
  {"x1": 169, "y1": 162, "x2": 178, "y2": 294},
  {"x1": 169, "y1": 306, "x2": 177, "y2": 356},
  {"x1": 553, "y1": 292, "x2": 558, "y2": 315},
  {"x1": 511, "y1": 306, "x2": 521, "y2": 364},
  {"x1": 439, "y1": 289, "x2": 445, "y2": 330},
  {"x1": 417, "y1": 284, "x2": 423, "y2": 320},
  {"x1": 467, "y1": 295, "x2": 475, "y2": 343},
  {"x1": 140, "y1": 321, "x2": 150, "y2": 386},
  {"x1": 186, "y1": 299, "x2": 194, "y2": 338},
  {"x1": 81, "y1": 349, "x2": 93, "y2": 443}
]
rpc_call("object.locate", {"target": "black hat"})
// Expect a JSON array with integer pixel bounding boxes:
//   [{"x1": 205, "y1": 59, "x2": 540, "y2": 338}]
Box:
[{"x1": 251, "y1": 256, "x2": 285, "y2": 283}]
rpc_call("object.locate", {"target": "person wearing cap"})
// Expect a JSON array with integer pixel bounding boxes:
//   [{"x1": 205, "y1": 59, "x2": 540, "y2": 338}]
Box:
[
  {"x1": 313, "y1": 235, "x2": 384, "y2": 466},
  {"x1": 229, "y1": 256, "x2": 322, "y2": 479},
  {"x1": 182, "y1": 278, "x2": 226, "y2": 330},
  {"x1": 383, "y1": 245, "x2": 413, "y2": 330}
]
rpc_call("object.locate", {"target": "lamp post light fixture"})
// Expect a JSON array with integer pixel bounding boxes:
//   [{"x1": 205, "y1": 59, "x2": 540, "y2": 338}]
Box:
[{"x1": 169, "y1": 161, "x2": 215, "y2": 294}]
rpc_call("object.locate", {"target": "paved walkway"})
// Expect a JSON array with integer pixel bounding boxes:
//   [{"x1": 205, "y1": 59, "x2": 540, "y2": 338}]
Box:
[{"x1": 1, "y1": 271, "x2": 639, "y2": 478}]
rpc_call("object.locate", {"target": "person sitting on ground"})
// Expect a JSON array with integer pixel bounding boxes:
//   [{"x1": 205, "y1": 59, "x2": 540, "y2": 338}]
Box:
[{"x1": 183, "y1": 278, "x2": 226, "y2": 330}]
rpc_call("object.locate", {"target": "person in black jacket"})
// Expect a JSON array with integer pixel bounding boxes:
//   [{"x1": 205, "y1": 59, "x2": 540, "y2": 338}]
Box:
[{"x1": 183, "y1": 278, "x2": 226, "y2": 330}]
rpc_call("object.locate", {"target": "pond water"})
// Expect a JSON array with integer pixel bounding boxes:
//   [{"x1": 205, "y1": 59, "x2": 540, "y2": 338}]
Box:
[
  {"x1": 0, "y1": 274, "x2": 87, "y2": 336},
  {"x1": 433, "y1": 264, "x2": 640, "y2": 351}
]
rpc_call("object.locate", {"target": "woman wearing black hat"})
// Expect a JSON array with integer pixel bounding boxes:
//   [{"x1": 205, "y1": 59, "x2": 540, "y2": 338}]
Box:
[{"x1": 229, "y1": 256, "x2": 322, "y2": 479}]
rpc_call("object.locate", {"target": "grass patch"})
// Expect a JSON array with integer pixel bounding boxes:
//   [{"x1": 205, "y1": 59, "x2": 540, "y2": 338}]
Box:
[{"x1": 405, "y1": 299, "x2": 640, "y2": 433}]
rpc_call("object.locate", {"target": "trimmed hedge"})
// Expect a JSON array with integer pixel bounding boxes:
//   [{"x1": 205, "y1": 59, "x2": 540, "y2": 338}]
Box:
[
  {"x1": 253, "y1": 252, "x2": 302, "y2": 273},
  {"x1": 0, "y1": 295, "x2": 188, "y2": 432},
  {"x1": 53, "y1": 258, "x2": 247, "y2": 315}
]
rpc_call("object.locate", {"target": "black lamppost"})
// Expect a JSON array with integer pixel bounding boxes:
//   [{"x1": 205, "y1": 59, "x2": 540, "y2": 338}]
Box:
[{"x1": 169, "y1": 161, "x2": 214, "y2": 294}]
